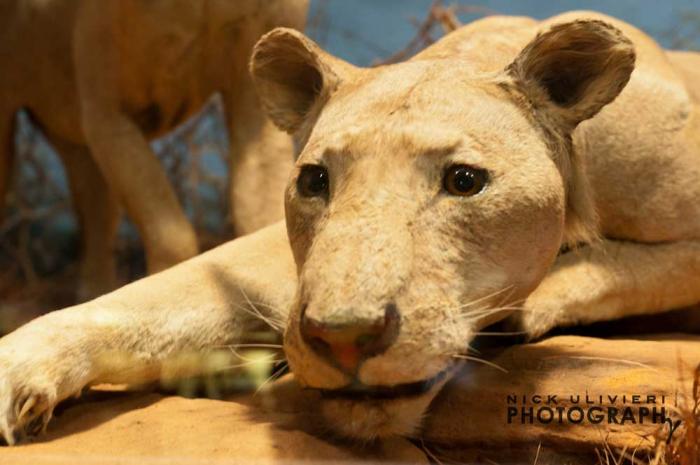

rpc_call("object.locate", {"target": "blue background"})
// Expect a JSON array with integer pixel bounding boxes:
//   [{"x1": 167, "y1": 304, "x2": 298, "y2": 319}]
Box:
[{"x1": 306, "y1": 0, "x2": 699, "y2": 65}]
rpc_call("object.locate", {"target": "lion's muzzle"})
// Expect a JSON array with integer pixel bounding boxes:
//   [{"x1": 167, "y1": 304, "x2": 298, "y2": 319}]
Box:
[{"x1": 299, "y1": 302, "x2": 400, "y2": 373}]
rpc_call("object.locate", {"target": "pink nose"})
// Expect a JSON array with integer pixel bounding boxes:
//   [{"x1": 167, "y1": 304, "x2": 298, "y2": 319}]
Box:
[{"x1": 300, "y1": 304, "x2": 400, "y2": 373}]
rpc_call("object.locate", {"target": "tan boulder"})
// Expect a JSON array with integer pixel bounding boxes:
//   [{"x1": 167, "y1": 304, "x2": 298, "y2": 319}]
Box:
[
  {"x1": 2, "y1": 335, "x2": 698, "y2": 464},
  {"x1": 0, "y1": 390, "x2": 427, "y2": 465}
]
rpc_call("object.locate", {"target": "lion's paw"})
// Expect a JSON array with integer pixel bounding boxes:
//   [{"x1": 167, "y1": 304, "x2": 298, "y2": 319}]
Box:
[
  {"x1": 504, "y1": 289, "x2": 570, "y2": 341},
  {"x1": 515, "y1": 305, "x2": 563, "y2": 340},
  {"x1": 0, "y1": 365, "x2": 60, "y2": 445}
]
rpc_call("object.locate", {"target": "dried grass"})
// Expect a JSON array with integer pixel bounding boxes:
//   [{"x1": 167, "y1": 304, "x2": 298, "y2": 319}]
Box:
[{"x1": 649, "y1": 364, "x2": 700, "y2": 465}]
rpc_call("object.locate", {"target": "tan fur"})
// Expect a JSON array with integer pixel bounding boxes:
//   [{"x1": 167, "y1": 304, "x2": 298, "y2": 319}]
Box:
[
  {"x1": 0, "y1": 0, "x2": 307, "y2": 299},
  {"x1": 0, "y1": 11, "x2": 699, "y2": 444}
]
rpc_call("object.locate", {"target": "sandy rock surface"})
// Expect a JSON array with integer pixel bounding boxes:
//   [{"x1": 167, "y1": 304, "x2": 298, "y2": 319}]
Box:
[
  {"x1": 0, "y1": 389, "x2": 427, "y2": 465},
  {"x1": 424, "y1": 335, "x2": 700, "y2": 463},
  {"x1": 2, "y1": 335, "x2": 699, "y2": 464}
]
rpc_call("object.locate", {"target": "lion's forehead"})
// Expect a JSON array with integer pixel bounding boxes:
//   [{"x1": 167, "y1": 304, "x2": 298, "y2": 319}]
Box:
[
  {"x1": 306, "y1": 62, "x2": 540, "y2": 160},
  {"x1": 331, "y1": 60, "x2": 503, "y2": 116}
]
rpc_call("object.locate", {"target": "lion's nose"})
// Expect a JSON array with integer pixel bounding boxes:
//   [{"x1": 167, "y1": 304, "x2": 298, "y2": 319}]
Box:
[{"x1": 300, "y1": 303, "x2": 400, "y2": 373}]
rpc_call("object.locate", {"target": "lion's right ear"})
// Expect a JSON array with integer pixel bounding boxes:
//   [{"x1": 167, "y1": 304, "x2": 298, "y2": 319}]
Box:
[{"x1": 250, "y1": 28, "x2": 352, "y2": 134}]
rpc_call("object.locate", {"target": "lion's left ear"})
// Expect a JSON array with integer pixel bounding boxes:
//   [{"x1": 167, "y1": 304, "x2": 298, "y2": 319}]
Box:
[
  {"x1": 506, "y1": 19, "x2": 636, "y2": 128},
  {"x1": 505, "y1": 20, "x2": 635, "y2": 247}
]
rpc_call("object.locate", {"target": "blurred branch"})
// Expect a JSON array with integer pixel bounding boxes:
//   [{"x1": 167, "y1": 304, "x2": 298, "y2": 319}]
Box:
[
  {"x1": 306, "y1": 0, "x2": 331, "y2": 46},
  {"x1": 663, "y1": 10, "x2": 700, "y2": 50},
  {"x1": 377, "y1": 1, "x2": 495, "y2": 65},
  {"x1": 307, "y1": 0, "x2": 493, "y2": 66}
]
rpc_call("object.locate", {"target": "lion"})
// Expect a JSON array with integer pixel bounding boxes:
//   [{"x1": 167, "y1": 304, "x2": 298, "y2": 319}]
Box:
[
  {"x1": 0, "y1": 10, "x2": 699, "y2": 445},
  {"x1": 0, "y1": 0, "x2": 307, "y2": 299}
]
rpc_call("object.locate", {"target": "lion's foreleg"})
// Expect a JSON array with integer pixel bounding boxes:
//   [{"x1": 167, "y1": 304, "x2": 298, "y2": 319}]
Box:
[
  {"x1": 518, "y1": 239, "x2": 700, "y2": 338},
  {"x1": 0, "y1": 222, "x2": 296, "y2": 445}
]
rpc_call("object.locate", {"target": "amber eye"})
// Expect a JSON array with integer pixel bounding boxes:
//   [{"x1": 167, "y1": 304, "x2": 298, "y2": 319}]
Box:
[
  {"x1": 297, "y1": 164, "x2": 329, "y2": 198},
  {"x1": 443, "y1": 165, "x2": 488, "y2": 197}
]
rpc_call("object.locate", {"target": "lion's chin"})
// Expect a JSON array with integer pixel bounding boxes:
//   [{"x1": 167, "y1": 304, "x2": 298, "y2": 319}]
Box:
[
  {"x1": 316, "y1": 371, "x2": 451, "y2": 440},
  {"x1": 319, "y1": 392, "x2": 436, "y2": 440}
]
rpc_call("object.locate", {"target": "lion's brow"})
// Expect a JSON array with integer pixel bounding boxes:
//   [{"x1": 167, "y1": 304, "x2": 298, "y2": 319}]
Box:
[
  {"x1": 394, "y1": 130, "x2": 463, "y2": 158},
  {"x1": 324, "y1": 128, "x2": 462, "y2": 159}
]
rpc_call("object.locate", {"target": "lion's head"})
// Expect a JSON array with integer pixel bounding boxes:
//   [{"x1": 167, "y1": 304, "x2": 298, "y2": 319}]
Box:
[{"x1": 250, "y1": 19, "x2": 634, "y2": 439}]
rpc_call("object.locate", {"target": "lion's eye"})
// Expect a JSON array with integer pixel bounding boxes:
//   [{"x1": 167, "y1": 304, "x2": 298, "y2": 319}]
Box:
[
  {"x1": 297, "y1": 164, "x2": 329, "y2": 198},
  {"x1": 443, "y1": 165, "x2": 488, "y2": 197}
]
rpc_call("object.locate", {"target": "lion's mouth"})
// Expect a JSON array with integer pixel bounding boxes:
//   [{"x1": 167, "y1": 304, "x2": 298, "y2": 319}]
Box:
[{"x1": 316, "y1": 368, "x2": 450, "y2": 401}]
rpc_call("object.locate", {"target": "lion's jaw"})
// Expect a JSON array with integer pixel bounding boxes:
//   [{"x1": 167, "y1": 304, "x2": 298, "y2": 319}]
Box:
[{"x1": 315, "y1": 376, "x2": 452, "y2": 439}]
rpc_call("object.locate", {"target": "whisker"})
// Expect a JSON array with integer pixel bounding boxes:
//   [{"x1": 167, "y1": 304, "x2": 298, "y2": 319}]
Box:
[
  {"x1": 540, "y1": 355, "x2": 659, "y2": 371},
  {"x1": 458, "y1": 296, "x2": 527, "y2": 315},
  {"x1": 453, "y1": 285, "x2": 515, "y2": 311},
  {"x1": 247, "y1": 300, "x2": 285, "y2": 314},
  {"x1": 254, "y1": 362, "x2": 289, "y2": 395},
  {"x1": 237, "y1": 285, "x2": 286, "y2": 329},
  {"x1": 210, "y1": 343, "x2": 283, "y2": 352},
  {"x1": 466, "y1": 343, "x2": 481, "y2": 354},
  {"x1": 204, "y1": 343, "x2": 281, "y2": 362},
  {"x1": 413, "y1": 286, "x2": 516, "y2": 314},
  {"x1": 452, "y1": 354, "x2": 509, "y2": 373},
  {"x1": 224, "y1": 346, "x2": 280, "y2": 364},
  {"x1": 461, "y1": 305, "x2": 528, "y2": 317},
  {"x1": 419, "y1": 439, "x2": 446, "y2": 465},
  {"x1": 473, "y1": 330, "x2": 527, "y2": 336},
  {"x1": 232, "y1": 287, "x2": 285, "y2": 332},
  {"x1": 233, "y1": 301, "x2": 283, "y2": 330},
  {"x1": 469, "y1": 300, "x2": 527, "y2": 312},
  {"x1": 222, "y1": 358, "x2": 286, "y2": 371},
  {"x1": 224, "y1": 343, "x2": 283, "y2": 350}
]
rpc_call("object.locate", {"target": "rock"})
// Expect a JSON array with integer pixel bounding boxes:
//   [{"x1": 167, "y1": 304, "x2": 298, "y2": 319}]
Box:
[
  {"x1": 422, "y1": 335, "x2": 700, "y2": 463},
  {"x1": 0, "y1": 389, "x2": 428, "y2": 465},
  {"x1": 2, "y1": 335, "x2": 698, "y2": 464}
]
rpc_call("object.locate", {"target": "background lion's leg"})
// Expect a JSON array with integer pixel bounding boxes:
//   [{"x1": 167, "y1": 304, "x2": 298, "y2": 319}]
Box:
[
  {"x1": 518, "y1": 239, "x2": 700, "y2": 338},
  {"x1": 0, "y1": 111, "x2": 16, "y2": 217},
  {"x1": 223, "y1": 81, "x2": 293, "y2": 237},
  {"x1": 0, "y1": 221, "x2": 296, "y2": 444},
  {"x1": 72, "y1": 0, "x2": 198, "y2": 274},
  {"x1": 52, "y1": 137, "x2": 120, "y2": 301},
  {"x1": 83, "y1": 116, "x2": 200, "y2": 274}
]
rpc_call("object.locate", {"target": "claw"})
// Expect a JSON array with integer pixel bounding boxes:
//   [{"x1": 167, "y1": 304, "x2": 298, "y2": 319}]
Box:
[
  {"x1": 27, "y1": 416, "x2": 43, "y2": 437},
  {"x1": 16, "y1": 427, "x2": 27, "y2": 444},
  {"x1": 40, "y1": 406, "x2": 54, "y2": 435},
  {"x1": 17, "y1": 396, "x2": 37, "y2": 424},
  {"x1": 0, "y1": 419, "x2": 15, "y2": 446}
]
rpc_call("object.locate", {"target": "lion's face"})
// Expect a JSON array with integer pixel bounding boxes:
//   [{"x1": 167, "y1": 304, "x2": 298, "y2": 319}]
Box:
[
  {"x1": 282, "y1": 67, "x2": 566, "y2": 438},
  {"x1": 251, "y1": 21, "x2": 634, "y2": 439}
]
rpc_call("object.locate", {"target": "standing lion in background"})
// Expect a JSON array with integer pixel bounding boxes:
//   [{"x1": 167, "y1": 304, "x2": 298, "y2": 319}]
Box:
[{"x1": 0, "y1": 0, "x2": 308, "y2": 299}]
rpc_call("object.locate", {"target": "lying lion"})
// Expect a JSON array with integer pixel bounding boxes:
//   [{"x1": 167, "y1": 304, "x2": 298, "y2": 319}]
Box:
[
  {"x1": 0, "y1": 0, "x2": 307, "y2": 299},
  {"x1": 1, "y1": 10, "x2": 699, "y2": 444}
]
